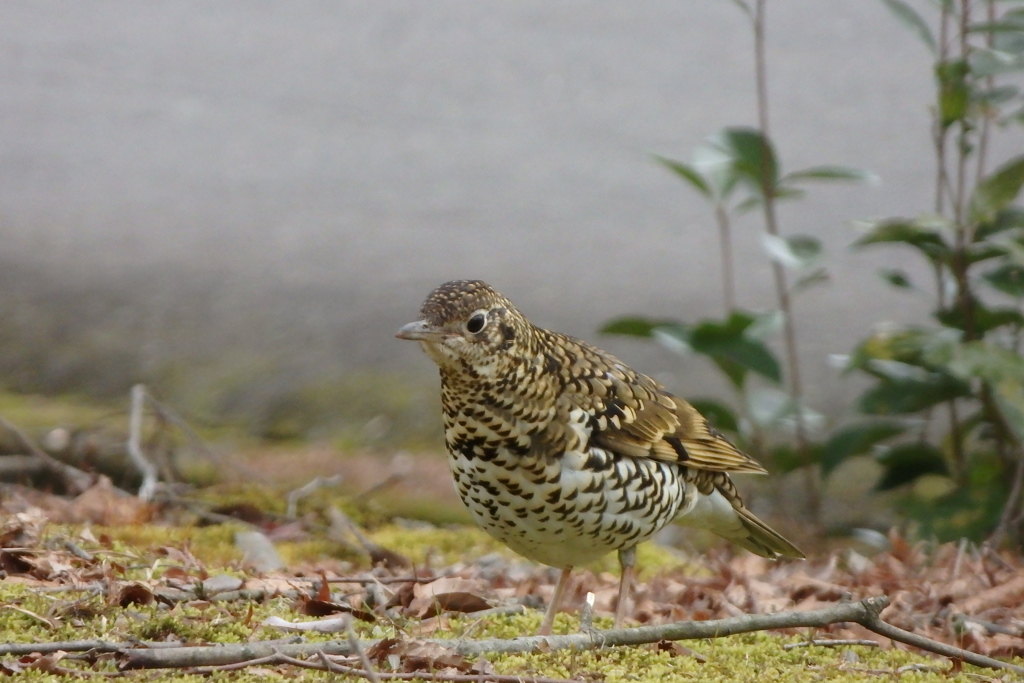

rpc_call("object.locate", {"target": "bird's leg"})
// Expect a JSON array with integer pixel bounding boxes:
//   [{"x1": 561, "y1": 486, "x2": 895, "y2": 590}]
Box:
[
  {"x1": 538, "y1": 566, "x2": 573, "y2": 636},
  {"x1": 614, "y1": 546, "x2": 636, "y2": 629}
]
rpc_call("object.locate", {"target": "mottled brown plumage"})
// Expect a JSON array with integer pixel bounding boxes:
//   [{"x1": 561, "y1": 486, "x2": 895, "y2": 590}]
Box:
[{"x1": 397, "y1": 280, "x2": 803, "y2": 634}]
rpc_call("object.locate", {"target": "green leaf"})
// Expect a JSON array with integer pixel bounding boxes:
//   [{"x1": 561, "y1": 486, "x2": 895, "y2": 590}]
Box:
[
  {"x1": 934, "y1": 301, "x2": 1024, "y2": 334},
  {"x1": 743, "y1": 309, "x2": 785, "y2": 341},
  {"x1": 760, "y1": 233, "x2": 823, "y2": 270},
  {"x1": 689, "y1": 313, "x2": 783, "y2": 386},
  {"x1": 878, "y1": 0, "x2": 937, "y2": 54},
  {"x1": 991, "y1": 377, "x2": 1024, "y2": 442},
  {"x1": 687, "y1": 398, "x2": 740, "y2": 433},
  {"x1": 936, "y1": 59, "x2": 970, "y2": 127},
  {"x1": 745, "y1": 387, "x2": 796, "y2": 428},
  {"x1": 603, "y1": 312, "x2": 781, "y2": 389},
  {"x1": 983, "y1": 263, "x2": 1024, "y2": 297},
  {"x1": 710, "y1": 127, "x2": 779, "y2": 198},
  {"x1": 599, "y1": 316, "x2": 676, "y2": 338},
  {"x1": 847, "y1": 326, "x2": 960, "y2": 375},
  {"x1": 965, "y1": 242, "x2": 1008, "y2": 265},
  {"x1": 879, "y1": 268, "x2": 913, "y2": 289},
  {"x1": 973, "y1": 84, "x2": 1021, "y2": 108},
  {"x1": 791, "y1": 267, "x2": 830, "y2": 295},
  {"x1": 969, "y1": 47, "x2": 1024, "y2": 78},
  {"x1": 653, "y1": 155, "x2": 712, "y2": 199},
  {"x1": 969, "y1": 13, "x2": 1024, "y2": 35},
  {"x1": 932, "y1": 340, "x2": 1024, "y2": 441},
  {"x1": 771, "y1": 443, "x2": 822, "y2": 474},
  {"x1": 875, "y1": 442, "x2": 949, "y2": 491},
  {"x1": 859, "y1": 375, "x2": 971, "y2": 414},
  {"x1": 975, "y1": 206, "x2": 1024, "y2": 241},
  {"x1": 728, "y1": 0, "x2": 752, "y2": 18},
  {"x1": 935, "y1": 340, "x2": 1024, "y2": 384},
  {"x1": 853, "y1": 218, "x2": 951, "y2": 264},
  {"x1": 821, "y1": 420, "x2": 907, "y2": 477},
  {"x1": 782, "y1": 165, "x2": 878, "y2": 185},
  {"x1": 970, "y1": 154, "x2": 1024, "y2": 225},
  {"x1": 691, "y1": 143, "x2": 742, "y2": 199}
]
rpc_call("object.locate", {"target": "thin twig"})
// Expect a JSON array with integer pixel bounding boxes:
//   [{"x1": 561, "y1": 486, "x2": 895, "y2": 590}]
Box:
[
  {"x1": 286, "y1": 474, "x2": 344, "y2": 519},
  {"x1": 143, "y1": 393, "x2": 236, "y2": 473},
  {"x1": 126, "y1": 385, "x2": 159, "y2": 501},
  {"x1": 858, "y1": 606, "x2": 1018, "y2": 674},
  {"x1": 346, "y1": 620, "x2": 381, "y2": 683},
  {"x1": 783, "y1": 639, "x2": 880, "y2": 650},
  {"x1": 194, "y1": 648, "x2": 577, "y2": 683}
]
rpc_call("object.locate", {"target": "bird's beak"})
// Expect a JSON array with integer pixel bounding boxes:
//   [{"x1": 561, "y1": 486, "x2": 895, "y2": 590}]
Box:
[{"x1": 396, "y1": 320, "x2": 447, "y2": 342}]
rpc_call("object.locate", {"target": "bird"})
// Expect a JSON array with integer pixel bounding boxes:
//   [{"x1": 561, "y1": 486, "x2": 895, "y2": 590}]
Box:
[{"x1": 397, "y1": 280, "x2": 803, "y2": 635}]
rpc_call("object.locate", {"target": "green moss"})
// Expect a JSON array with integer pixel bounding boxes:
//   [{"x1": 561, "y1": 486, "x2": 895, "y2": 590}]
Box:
[
  {"x1": 0, "y1": 553, "x2": 1017, "y2": 681},
  {"x1": 90, "y1": 523, "x2": 245, "y2": 567},
  {"x1": 275, "y1": 538, "x2": 360, "y2": 565},
  {"x1": 368, "y1": 523, "x2": 510, "y2": 567},
  {"x1": 0, "y1": 390, "x2": 116, "y2": 431},
  {"x1": 489, "y1": 629, "x2": 1004, "y2": 682},
  {"x1": 188, "y1": 483, "x2": 291, "y2": 518}
]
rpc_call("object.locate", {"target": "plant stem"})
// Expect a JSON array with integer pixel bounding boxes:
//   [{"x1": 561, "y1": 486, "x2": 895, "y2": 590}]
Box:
[
  {"x1": 975, "y1": 0, "x2": 995, "y2": 189},
  {"x1": 935, "y1": 4, "x2": 952, "y2": 216},
  {"x1": 715, "y1": 203, "x2": 736, "y2": 311},
  {"x1": 992, "y1": 443, "x2": 1024, "y2": 546},
  {"x1": 752, "y1": 0, "x2": 818, "y2": 516}
]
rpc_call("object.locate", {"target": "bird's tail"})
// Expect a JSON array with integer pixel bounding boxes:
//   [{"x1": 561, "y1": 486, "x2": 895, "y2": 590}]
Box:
[
  {"x1": 729, "y1": 503, "x2": 805, "y2": 559},
  {"x1": 675, "y1": 485, "x2": 805, "y2": 560}
]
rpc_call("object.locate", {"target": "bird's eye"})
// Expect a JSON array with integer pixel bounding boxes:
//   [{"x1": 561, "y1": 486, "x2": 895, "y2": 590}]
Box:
[{"x1": 466, "y1": 312, "x2": 487, "y2": 334}]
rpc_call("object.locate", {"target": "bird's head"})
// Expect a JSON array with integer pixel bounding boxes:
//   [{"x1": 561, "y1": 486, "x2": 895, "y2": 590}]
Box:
[{"x1": 397, "y1": 280, "x2": 533, "y2": 375}]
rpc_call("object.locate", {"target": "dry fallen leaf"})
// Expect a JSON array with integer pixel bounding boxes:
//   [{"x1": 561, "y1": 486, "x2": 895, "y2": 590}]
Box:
[
  {"x1": 67, "y1": 477, "x2": 153, "y2": 526},
  {"x1": 366, "y1": 638, "x2": 472, "y2": 673},
  {"x1": 408, "y1": 577, "x2": 491, "y2": 618},
  {"x1": 298, "y1": 595, "x2": 377, "y2": 623},
  {"x1": 655, "y1": 639, "x2": 707, "y2": 662},
  {"x1": 114, "y1": 581, "x2": 155, "y2": 607}
]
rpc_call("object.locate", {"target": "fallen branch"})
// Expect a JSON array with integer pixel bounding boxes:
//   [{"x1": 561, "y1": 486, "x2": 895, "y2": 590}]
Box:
[
  {"x1": 0, "y1": 416, "x2": 93, "y2": 494},
  {"x1": 0, "y1": 454, "x2": 47, "y2": 478},
  {"x1": 117, "y1": 596, "x2": 1024, "y2": 674},
  {"x1": 192, "y1": 648, "x2": 577, "y2": 683},
  {"x1": 0, "y1": 641, "x2": 136, "y2": 657}
]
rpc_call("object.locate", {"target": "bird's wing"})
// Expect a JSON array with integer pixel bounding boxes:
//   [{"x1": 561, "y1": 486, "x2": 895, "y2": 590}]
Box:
[{"x1": 552, "y1": 334, "x2": 767, "y2": 475}]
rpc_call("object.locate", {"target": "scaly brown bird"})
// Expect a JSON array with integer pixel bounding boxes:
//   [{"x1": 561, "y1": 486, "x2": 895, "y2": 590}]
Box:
[{"x1": 397, "y1": 280, "x2": 803, "y2": 634}]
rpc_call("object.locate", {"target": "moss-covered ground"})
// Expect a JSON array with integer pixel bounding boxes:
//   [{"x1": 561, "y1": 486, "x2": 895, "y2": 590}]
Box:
[
  {"x1": 0, "y1": 519, "x2": 1018, "y2": 682},
  {"x1": 0, "y1": 390, "x2": 1020, "y2": 681}
]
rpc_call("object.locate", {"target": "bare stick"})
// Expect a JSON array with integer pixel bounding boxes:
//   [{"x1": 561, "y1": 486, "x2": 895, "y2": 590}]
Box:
[
  {"x1": 346, "y1": 620, "x2": 381, "y2": 683},
  {"x1": 117, "y1": 596, "x2": 1024, "y2": 675},
  {"x1": 0, "y1": 454, "x2": 47, "y2": 478},
  {"x1": 315, "y1": 651, "x2": 578, "y2": 683},
  {"x1": 143, "y1": 393, "x2": 229, "y2": 469},
  {"x1": 0, "y1": 415, "x2": 93, "y2": 494},
  {"x1": 0, "y1": 640, "x2": 128, "y2": 657},
  {"x1": 286, "y1": 474, "x2": 344, "y2": 519},
  {"x1": 858, "y1": 607, "x2": 1021, "y2": 674},
  {"x1": 783, "y1": 639, "x2": 880, "y2": 650},
  {"x1": 126, "y1": 384, "x2": 160, "y2": 501}
]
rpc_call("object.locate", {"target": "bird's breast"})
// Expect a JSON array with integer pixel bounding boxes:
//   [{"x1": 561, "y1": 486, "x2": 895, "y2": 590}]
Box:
[{"x1": 442, "y1": 402, "x2": 692, "y2": 567}]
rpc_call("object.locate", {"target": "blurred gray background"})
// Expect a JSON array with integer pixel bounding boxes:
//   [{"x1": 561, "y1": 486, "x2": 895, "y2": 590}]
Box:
[{"x1": 0, "y1": 2, "x2": 970, "y2": 438}]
